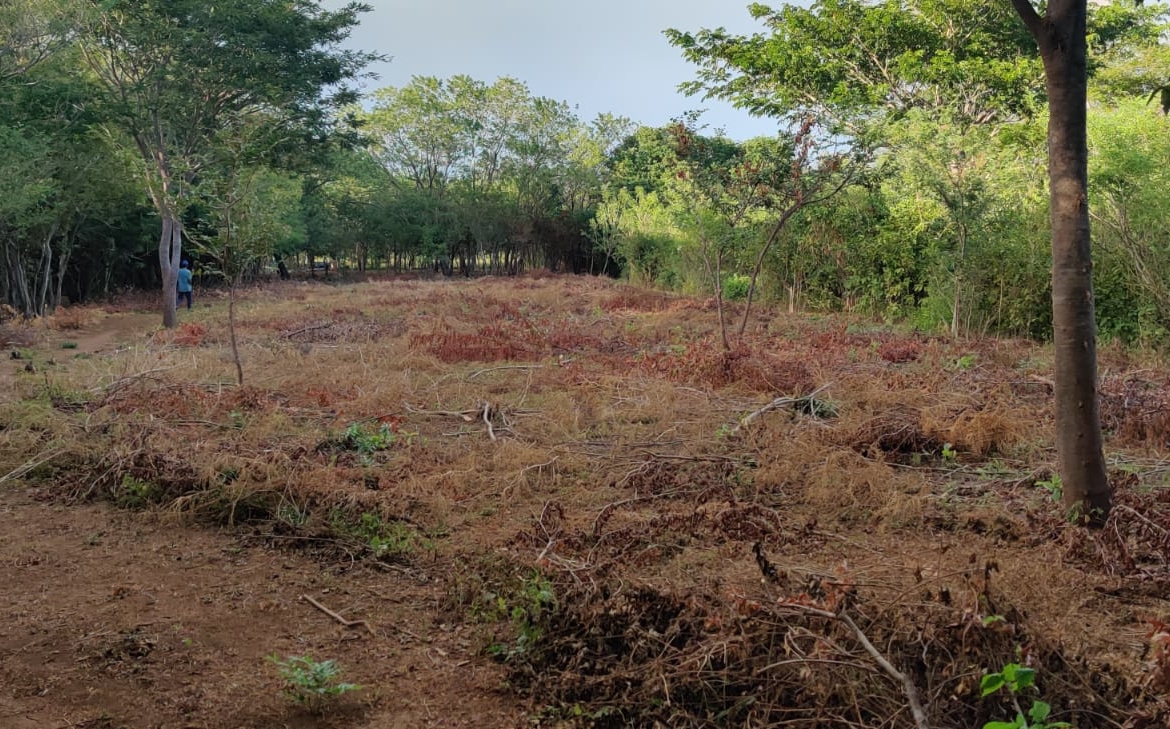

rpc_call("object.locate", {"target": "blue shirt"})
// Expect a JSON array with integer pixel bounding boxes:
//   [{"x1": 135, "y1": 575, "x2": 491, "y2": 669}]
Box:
[{"x1": 177, "y1": 267, "x2": 193, "y2": 293}]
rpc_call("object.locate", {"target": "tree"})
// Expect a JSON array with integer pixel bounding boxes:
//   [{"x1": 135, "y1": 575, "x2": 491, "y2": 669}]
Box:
[
  {"x1": 192, "y1": 157, "x2": 300, "y2": 385},
  {"x1": 667, "y1": 0, "x2": 1042, "y2": 129},
  {"x1": 0, "y1": 0, "x2": 84, "y2": 82},
  {"x1": 1089, "y1": 100, "x2": 1170, "y2": 343},
  {"x1": 364, "y1": 75, "x2": 620, "y2": 276},
  {"x1": 81, "y1": 0, "x2": 376, "y2": 328},
  {"x1": 1010, "y1": 0, "x2": 1110, "y2": 524}
]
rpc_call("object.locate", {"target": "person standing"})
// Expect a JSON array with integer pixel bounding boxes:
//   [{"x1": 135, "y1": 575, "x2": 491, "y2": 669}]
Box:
[{"x1": 177, "y1": 260, "x2": 194, "y2": 310}]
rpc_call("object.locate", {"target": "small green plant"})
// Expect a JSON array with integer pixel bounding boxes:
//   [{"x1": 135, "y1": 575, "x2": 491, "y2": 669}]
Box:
[
  {"x1": 343, "y1": 422, "x2": 393, "y2": 453},
  {"x1": 796, "y1": 394, "x2": 838, "y2": 418},
  {"x1": 116, "y1": 474, "x2": 159, "y2": 509},
  {"x1": 330, "y1": 510, "x2": 431, "y2": 559},
  {"x1": 1035, "y1": 474, "x2": 1062, "y2": 502},
  {"x1": 486, "y1": 571, "x2": 557, "y2": 661},
  {"x1": 981, "y1": 662, "x2": 1070, "y2": 729},
  {"x1": 941, "y1": 442, "x2": 957, "y2": 464},
  {"x1": 41, "y1": 378, "x2": 89, "y2": 409},
  {"x1": 722, "y1": 273, "x2": 751, "y2": 301},
  {"x1": 954, "y1": 353, "x2": 978, "y2": 370},
  {"x1": 60, "y1": 341, "x2": 78, "y2": 349},
  {"x1": 277, "y1": 501, "x2": 308, "y2": 528},
  {"x1": 335, "y1": 421, "x2": 416, "y2": 466},
  {"x1": 267, "y1": 654, "x2": 359, "y2": 709}
]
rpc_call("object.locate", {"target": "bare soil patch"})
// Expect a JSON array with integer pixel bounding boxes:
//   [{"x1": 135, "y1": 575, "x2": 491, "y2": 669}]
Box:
[
  {"x1": 3, "y1": 275, "x2": 1170, "y2": 728},
  {"x1": 0, "y1": 487, "x2": 518, "y2": 729}
]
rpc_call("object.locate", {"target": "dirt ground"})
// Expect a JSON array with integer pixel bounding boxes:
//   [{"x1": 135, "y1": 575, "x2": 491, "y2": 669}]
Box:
[
  {"x1": 1, "y1": 302, "x2": 523, "y2": 728},
  {"x1": 0, "y1": 486, "x2": 521, "y2": 729},
  {"x1": 3, "y1": 277, "x2": 1170, "y2": 728}
]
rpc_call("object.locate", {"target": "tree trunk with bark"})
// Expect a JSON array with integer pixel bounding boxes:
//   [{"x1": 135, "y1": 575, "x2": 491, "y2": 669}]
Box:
[
  {"x1": 159, "y1": 212, "x2": 183, "y2": 329},
  {"x1": 1010, "y1": 0, "x2": 1111, "y2": 523}
]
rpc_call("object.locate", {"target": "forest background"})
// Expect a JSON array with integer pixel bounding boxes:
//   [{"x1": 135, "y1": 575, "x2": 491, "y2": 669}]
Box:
[{"x1": 3, "y1": 0, "x2": 1170, "y2": 348}]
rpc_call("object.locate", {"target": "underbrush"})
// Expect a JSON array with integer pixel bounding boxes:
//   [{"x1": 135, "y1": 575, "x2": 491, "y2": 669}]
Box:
[{"x1": 4, "y1": 275, "x2": 1170, "y2": 726}]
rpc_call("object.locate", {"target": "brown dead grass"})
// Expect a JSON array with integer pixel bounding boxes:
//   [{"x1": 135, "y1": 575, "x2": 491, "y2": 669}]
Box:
[{"x1": 3, "y1": 274, "x2": 1170, "y2": 727}]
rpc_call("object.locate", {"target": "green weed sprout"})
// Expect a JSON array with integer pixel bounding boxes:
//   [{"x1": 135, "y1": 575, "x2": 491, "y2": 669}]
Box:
[
  {"x1": 981, "y1": 662, "x2": 1069, "y2": 729},
  {"x1": 267, "y1": 654, "x2": 360, "y2": 709}
]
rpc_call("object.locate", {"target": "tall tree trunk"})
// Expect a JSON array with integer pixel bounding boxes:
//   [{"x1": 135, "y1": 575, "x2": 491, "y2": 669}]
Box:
[
  {"x1": 5, "y1": 237, "x2": 33, "y2": 316},
  {"x1": 54, "y1": 227, "x2": 73, "y2": 311},
  {"x1": 159, "y1": 213, "x2": 182, "y2": 328},
  {"x1": 228, "y1": 281, "x2": 244, "y2": 386},
  {"x1": 1011, "y1": 0, "x2": 1110, "y2": 523},
  {"x1": 35, "y1": 222, "x2": 58, "y2": 317}
]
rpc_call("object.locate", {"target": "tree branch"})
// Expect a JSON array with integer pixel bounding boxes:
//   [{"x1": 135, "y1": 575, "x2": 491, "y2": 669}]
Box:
[{"x1": 1009, "y1": 0, "x2": 1044, "y2": 39}]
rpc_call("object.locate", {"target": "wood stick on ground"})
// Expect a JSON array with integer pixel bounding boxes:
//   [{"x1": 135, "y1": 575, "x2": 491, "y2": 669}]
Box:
[
  {"x1": 403, "y1": 402, "x2": 482, "y2": 419},
  {"x1": 467, "y1": 364, "x2": 543, "y2": 379},
  {"x1": 482, "y1": 402, "x2": 497, "y2": 441},
  {"x1": 736, "y1": 382, "x2": 833, "y2": 432},
  {"x1": 282, "y1": 323, "x2": 331, "y2": 339},
  {"x1": 91, "y1": 366, "x2": 179, "y2": 396},
  {"x1": 0, "y1": 447, "x2": 65, "y2": 486},
  {"x1": 301, "y1": 594, "x2": 376, "y2": 636},
  {"x1": 780, "y1": 603, "x2": 930, "y2": 729},
  {"x1": 838, "y1": 611, "x2": 929, "y2": 729}
]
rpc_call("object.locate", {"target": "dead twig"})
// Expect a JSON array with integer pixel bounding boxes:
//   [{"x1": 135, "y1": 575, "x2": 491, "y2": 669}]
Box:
[
  {"x1": 0, "y1": 447, "x2": 66, "y2": 486},
  {"x1": 1115, "y1": 504, "x2": 1170, "y2": 539},
  {"x1": 282, "y1": 323, "x2": 332, "y2": 339},
  {"x1": 636, "y1": 450, "x2": 755, "y2": 466},
  {"x1": 483, "y1": 402, "x2": 497, "y2": 441},
  {"x1": 301, "y1": 594, "x2": 376, "y2": 636},
  {"x1": 735, "y1": 382, "x2": 833, "y2": 431},
  {"x1": 467, "y1": 364, "x2": 544, "y2": 379},
  {"x1": 91, "y1": 366, "x2": 180, "y2": 396},
  {"x1": 404, "y1": 402, "x2": 483, "y2": 419},
  {"x1": 778, "y1": 602, "x2": 930, "y2": 729}
]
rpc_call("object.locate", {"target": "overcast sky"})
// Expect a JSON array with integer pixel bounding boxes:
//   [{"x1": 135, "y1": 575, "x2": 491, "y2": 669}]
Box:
[{"x1": 327, "y1": 1, "x2": 801, "y2": 140}]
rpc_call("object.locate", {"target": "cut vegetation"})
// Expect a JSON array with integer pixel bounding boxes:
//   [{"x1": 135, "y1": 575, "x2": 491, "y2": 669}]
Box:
[{"x1": 2, "y1": 275, "x2": 1170, "y2": 727}]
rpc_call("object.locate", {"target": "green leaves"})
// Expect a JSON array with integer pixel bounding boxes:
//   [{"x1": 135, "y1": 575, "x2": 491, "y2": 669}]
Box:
[
  {"x1": 981, "y1": 662, "x2": 1070, "y2": 729},
  {"x1": 667, "y1": 0, "x2": 1043, "y2": 127},
  {"x1": 267, "y1": 654, "x2": 360, "y2": 708},
  {"x1": 980, "y1": 662, "x2": 1035, "y2": 696}
]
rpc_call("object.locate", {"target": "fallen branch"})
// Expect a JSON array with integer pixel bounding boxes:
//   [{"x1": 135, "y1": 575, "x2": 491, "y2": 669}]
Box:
[
  {"x1": 635, "y1": 450, "x2": 756, "y2": 466},
  {"x1": 838, "y1": 611, "x2": 929, "y2": 729},
  {"x1": 468, "y1": 364, "x2": 543, "y2": 379},
  {"x1": 483, "y1": 402, "x2": 497, "y2": 441},
  {"x1": 403, "y1": 402, "x2": 481, "y2": 419},
  {"x1": 91, "y1": 366, "x2": 180, "y2": 397},
  {"x1": 735, "y1": 382, "x2": 833, "y2": 432},
  {"x1": 301, "y1": 594, "x2": 376, "y2": 636},
  {"x1": 1115, "y1": 504, "x2": 1170, "y2": 539},
  {"x1": 779, "y1": 602, "x2": 930, "y2": 729},
  {"x1": 0, "y1": 447, "x2": 65, "y2": 486},
  {"x1": 282, "y1": 323, "x2": 331, "y2": 339}
]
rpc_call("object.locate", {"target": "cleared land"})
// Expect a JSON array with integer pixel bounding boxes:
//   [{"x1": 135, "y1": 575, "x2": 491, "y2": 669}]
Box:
[{"x1": 2, "y1": 275, "x2": 1169, "y2": 728}]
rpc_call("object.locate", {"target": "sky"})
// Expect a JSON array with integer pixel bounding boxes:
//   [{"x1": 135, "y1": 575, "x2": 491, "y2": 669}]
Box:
[{"x1": 325, "y1": 0, "x2": 799, "y2": 141}]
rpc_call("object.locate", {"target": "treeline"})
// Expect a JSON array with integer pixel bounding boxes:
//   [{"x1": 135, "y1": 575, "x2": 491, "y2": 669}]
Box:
[{"x1": 2, "y1": 0, "x2": 1169, "y2": 344}]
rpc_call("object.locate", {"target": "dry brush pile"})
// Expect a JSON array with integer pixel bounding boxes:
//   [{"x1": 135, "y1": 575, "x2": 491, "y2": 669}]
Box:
[{"x1": 4, "y1": 275, "x2": 1170, "y2": 727}]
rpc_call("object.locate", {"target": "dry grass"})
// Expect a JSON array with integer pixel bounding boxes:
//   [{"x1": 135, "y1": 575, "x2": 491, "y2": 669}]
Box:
[{"x1": 4, "y1": 274, "x2": 1170, "y2": 727}]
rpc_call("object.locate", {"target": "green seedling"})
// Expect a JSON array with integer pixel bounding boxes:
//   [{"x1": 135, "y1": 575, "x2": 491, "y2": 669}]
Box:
[
  {"x1": 981, "y1": 662, "x2": 1070, "y2": 729},
  {"x1": 267, "y1": 654, "x2": 359, "y2": 710}
]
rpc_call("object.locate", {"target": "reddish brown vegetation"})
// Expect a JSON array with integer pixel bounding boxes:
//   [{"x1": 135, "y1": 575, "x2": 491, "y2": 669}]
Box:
[{"x1": 4, "y1": 276, "x2": 1170, "y2": 728}]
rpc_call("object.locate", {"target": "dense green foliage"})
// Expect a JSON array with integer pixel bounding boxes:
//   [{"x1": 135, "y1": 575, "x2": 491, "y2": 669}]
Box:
[{"x1": 2, "y1": 0, "x2": 1168, "y2": 346}]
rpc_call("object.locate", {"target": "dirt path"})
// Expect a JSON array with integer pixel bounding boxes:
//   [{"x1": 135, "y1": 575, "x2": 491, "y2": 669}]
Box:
[
  {"x1": 0, "y1": 487, "x2": 523, "y2": 729},
  {"x1": 2, "y1": 311, "x2": 160, "y2": 402},
  {"x1": 63, "y1": 312, "x2": 161, "y2": 355}
]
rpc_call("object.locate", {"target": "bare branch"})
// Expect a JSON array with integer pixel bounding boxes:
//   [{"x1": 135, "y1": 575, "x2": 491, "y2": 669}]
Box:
[{"x1": 1009, "y1": 0, "x2": 1044, "y2": 39}]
